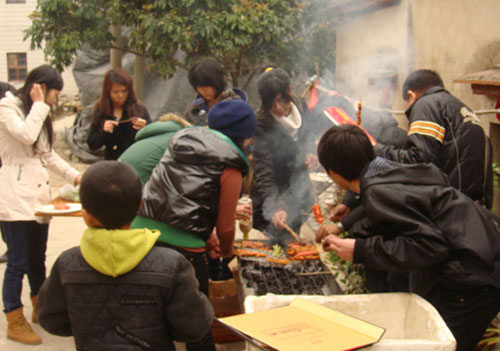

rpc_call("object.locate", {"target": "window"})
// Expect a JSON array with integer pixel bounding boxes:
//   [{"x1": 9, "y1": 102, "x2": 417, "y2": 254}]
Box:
[
  {"x1": 7, "y1": 53, "x2": 27, "y2": 81},
  {"x1": 6, "y1": 0, "x2": 26, "y2": 3}
]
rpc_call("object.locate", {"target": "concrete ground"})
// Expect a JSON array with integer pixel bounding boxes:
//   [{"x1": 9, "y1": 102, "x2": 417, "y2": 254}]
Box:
[
  {"x1": 0, "y1": 217, "x2": 246, "y2": 351},
  {"x1": 0, "y1": 114, "x2": 247, "y2": 350}
]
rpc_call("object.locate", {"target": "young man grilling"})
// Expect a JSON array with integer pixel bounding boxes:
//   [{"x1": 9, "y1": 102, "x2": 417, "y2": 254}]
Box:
[{"x1": 316, "y1": 124, "x2": 500, "y2": 351}]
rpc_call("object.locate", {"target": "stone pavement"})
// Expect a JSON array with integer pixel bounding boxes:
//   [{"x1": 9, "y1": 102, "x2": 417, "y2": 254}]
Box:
[
  {"x1": 0, "y1": 217, "x2": 82, "y2": 350},
  {"x1": 0, "y1": 114, "x2": 246, "y2": 350}
]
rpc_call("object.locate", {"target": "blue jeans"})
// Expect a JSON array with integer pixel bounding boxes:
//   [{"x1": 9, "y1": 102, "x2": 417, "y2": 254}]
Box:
[{"x1": 1, "y1": 221, "x2": 48, "y2": 313}]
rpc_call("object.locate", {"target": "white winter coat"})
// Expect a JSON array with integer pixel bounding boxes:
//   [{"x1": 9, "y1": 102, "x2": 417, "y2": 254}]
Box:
[{"x1": 0, "y1": 91, "x2": 79, "y2": 223}]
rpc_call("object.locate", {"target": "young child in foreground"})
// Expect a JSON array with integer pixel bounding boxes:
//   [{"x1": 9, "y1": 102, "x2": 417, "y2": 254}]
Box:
[
  {"x1": 36, "y1": 160, "x2": 214, "y2": 350},
  {"x1": 316, "y1": 124, "x2": 500, "y2": 351}
]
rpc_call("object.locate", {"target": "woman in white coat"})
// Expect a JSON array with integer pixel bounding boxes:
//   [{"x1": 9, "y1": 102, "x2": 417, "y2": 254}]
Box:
[{"x1": 0, "y1": 65, "x2": 81, "y2": 345}]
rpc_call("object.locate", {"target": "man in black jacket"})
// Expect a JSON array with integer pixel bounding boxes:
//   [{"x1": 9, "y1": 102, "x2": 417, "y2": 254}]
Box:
[
  {"x1": 321, "y1": 70, "x2": 493, "y2": 272},
  {"x1": 317, "y1": 125, "x2": 500, "y2": 351}
]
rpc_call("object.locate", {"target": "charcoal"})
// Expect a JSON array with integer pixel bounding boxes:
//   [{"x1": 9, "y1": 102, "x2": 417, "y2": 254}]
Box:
[{"x1": 238, "y1": 257, "x2": 340, "y2": 296}]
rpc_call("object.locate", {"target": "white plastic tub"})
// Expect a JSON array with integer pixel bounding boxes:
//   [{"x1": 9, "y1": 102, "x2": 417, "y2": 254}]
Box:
[{"x1": 244, "y1": 293, "x2": 456, "y2": 350}]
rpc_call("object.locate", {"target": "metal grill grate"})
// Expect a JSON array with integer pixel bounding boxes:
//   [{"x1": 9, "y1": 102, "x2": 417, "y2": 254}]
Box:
[{"x1": 238, "y1": 258, "x2": 341, "y2": 296}]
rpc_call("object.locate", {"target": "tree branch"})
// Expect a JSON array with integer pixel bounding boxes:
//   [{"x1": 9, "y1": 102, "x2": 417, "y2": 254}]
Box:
[
  {"x1": 242, "y1": 69, "x2": 258, "y2": 91},
  {"x1": 108, "y1": 44, "x2": 148, "y2": 57}
]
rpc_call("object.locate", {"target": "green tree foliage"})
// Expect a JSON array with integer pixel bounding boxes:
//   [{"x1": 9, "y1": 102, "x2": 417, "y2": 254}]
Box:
[{"x1": 26, "y1": 0, "x2": 336, "y2": 88}]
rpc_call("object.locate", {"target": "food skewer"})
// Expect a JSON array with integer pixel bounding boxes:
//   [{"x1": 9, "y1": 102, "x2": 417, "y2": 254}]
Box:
[
  {"x1": 311, "y1": 204, "x2": 326, "y2": 254},
  {"x1": 356, "y1": 98, "x2": 362, "y2": 126},
  {"x1": 296, "y1": 271, "x2": 332, "y2": 276}
]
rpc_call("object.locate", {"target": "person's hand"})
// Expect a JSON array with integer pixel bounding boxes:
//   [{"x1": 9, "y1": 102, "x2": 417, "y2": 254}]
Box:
[
  {"x1": 30, "y1": 84, "x2": 45, "y2": 103},
  {"x1": 330, "y1": 203, "x2": 351, "y2": 222},
  {"x1": 235, "y1": 203, "x2": 252, "y2": 221},
  {"x1": 103, "y1": 120, "x2": 118, "y2": 133},
  {"x1": 322, "y1": 235, "x2": 355, "y2": 261},
  {"x1": 74, "y1": 174, "x2": 82, "y2": 186},
  {"x1": 315, "y1": 223, "x2": 343, "y2": 243},
  {"x1": 205, "y1": 231, "x2": 221, "y2": 259},
  {"x1": 131, "y1": 117, "x2": 147, "y2": 130},
  {"x1": 305, "y1": 153, "x2": 320, "y2": 170},
  {"x1": 272, "y1": 209, "x2": 287, "y2": 230}
]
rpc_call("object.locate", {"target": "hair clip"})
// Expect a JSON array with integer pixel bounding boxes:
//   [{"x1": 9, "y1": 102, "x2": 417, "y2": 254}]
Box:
[{"x1": 264, "y1": 67, "x2": 274, "y2": 73}]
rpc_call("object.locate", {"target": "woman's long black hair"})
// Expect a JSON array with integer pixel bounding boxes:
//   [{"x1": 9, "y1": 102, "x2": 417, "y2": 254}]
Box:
[
  {"x1": 257, "y1": 67, "x2": 292, "y2": 113},
  {"x1": 16, "y1": 65, "x2": 63, "y2": 148}
]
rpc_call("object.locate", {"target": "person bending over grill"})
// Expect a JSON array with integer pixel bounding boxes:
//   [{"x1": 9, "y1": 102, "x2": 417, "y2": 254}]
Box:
[
  {"x1": 316, "y1": 124, "x2": 500, "y2": 351},
  {"x1": 318, "y1": 69, "x2": 494, "y2": 292},
  {"x1": 130, "y1": 100, "x2": 256, "y2": 351},
  {"x1": 251, "y1": 67, "x2": 321, "y2": 246}
]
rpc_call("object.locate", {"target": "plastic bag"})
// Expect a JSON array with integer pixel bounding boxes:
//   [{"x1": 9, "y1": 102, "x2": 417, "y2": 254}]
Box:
[{"x1": 59, "y1": 184, "x2": 80, "y2": 202}]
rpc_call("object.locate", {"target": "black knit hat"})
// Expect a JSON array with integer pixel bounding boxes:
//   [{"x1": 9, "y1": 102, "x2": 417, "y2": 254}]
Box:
[{"x1": 208, "y1": 100, "x2": 256, "y2": 138}]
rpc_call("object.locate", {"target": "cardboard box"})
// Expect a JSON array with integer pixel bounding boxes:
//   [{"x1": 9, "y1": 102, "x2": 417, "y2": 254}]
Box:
[
  {"x1": 209, "y1": 278, "x2": 244, "y2": 343},
  {"x1": 242, "y1": 293, "x2": 456, "y2": 351},
  {"x1": 219, "y1": 297, "x2": 385, "y2": 350}
]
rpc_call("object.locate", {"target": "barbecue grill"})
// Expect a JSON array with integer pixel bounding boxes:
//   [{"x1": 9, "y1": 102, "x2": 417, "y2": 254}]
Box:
[{"x1": 238, "y1": 256, "x2": 341, "y2": 296}]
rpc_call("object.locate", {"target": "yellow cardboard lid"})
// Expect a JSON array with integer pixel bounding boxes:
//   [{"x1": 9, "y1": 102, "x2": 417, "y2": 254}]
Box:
[{"x1": 218, "y1": 297, "x2": 385, "y2": 351}]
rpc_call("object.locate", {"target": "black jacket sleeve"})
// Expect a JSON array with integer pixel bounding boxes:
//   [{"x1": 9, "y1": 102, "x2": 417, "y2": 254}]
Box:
[
  {"x1": 163, "y1": 254, "x2": 214, "y2": 342},
  {"x1": 87, "y1": 110, "x2": 112, "y2": 151},
  {"x1": 374, "y1": 98, "x2": 445, "y2": 165},
  {"x1": 340, "y1": 205, "x2": 365, "y2": 232},
  {"x1": 338, "y1": 190, "x2": 363, "y2": 231},
  {"x1": 341, "y1": 190, "x2": 360, "y2": 210},
  {"x1": 351, "y1": 185, "x2": 449, "y2": 272},
  {"x1": 37, "y1": 257, "x2": 72, "y2": 336}
]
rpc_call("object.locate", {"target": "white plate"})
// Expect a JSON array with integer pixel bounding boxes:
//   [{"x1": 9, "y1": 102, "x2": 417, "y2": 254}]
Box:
[{"x1": 35, "y1": 203, "x2": 82, "y2": 215}]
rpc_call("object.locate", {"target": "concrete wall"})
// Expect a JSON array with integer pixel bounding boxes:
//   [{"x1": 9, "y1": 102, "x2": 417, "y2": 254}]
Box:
[
  {"x1": 335, "y1": 0, "x2": 500, "y2": 130},
  {"x1": 411, "y1": 0, "x2": 500, "y2": 122},
  {"x1": 0, "y1": 0, "x2": 78, "y2": 96}
]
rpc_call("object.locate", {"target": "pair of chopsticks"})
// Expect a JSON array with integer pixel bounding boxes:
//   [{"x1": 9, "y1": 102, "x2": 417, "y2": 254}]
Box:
[
  {"x1": 282, "y1": 223, "x2": 302, "y2": 242},
  {"x1": 117, "y1": 117, "x2": 136, "y2": 124}
]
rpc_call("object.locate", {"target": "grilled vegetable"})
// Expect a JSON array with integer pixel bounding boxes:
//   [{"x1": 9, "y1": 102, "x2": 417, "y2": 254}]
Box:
[{"x1": 271, "y1": 244, "x2": 285, "y2": 258}]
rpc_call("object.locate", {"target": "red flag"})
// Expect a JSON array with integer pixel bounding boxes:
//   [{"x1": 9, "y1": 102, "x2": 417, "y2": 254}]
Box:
[
  {"x1": 323, "y1": 106, "x2": 377, "y2": 145},
  {"x1": 307, "y1": 80, "x2": 320, "y2": 113}
]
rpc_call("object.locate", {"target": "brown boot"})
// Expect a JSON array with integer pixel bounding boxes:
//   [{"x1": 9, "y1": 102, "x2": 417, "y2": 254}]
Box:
[
  {"x1": 31, "y1": 295, "x2": 38, "y2": 324},
  {"x1": 6, "y1": 307, "x2": 42, "y2": 345}
]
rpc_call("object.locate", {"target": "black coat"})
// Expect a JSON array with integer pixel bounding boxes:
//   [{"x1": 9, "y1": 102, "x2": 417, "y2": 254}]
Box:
[
  {"x1": 352, "y1": 159, "x2": 500, "y2": 297},
  {"x1": 375, "y1": 86, "x2": 493, "y2": 208},
  {"x1": 139, "y1": 127, "x2": 249, "y2": 240},
  {"x1": 87, "y1": 105, "x2": 151, "y2": 160},
  {"x1": 37, "y1": 246, "x2": 213, "y2": 351},
  {"x1": 251, "y1": 97, "x2": 317, "y2": 234}
]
